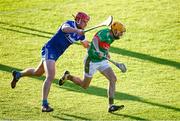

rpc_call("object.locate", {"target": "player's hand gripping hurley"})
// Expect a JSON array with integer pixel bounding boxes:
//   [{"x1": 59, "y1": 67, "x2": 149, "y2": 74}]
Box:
[
  {"x1": 104, "y1": 56, "x2": 127, "y2": 73},
  {"x1": 84, "y1": 16, "x2": 113, "y2": 33}
]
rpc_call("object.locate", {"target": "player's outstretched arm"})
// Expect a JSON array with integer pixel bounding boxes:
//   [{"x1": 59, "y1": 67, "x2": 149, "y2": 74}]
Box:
[
  {"x1": 62, "y1": 26, "x2": 84, "y2": 35},
  {"x1": 92, "y1": 37, "x2": 103, "y2": 58}
]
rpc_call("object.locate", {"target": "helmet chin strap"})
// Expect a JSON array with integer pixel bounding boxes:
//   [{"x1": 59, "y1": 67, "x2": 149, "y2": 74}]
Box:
[
  {"x1": 112, "y1": 30, "x2": 120, "y2": 39},
  {"x1": 76, "y1": 19, "x2": 83, "y2": 29},
  {"x1": 76, "y1": 19, "x2": 81, "y2": 24},
  {"x1": 114, "y1": 36, "x2": 120, "y2": 39}
]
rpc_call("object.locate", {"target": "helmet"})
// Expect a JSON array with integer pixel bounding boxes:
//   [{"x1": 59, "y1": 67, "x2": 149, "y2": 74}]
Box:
[
  {"x1": 75, "y1": 12, "x2": 90, "y2": 22},
  {"x1": 111, "y1": 21, "x2": 126, "y2": 33}
]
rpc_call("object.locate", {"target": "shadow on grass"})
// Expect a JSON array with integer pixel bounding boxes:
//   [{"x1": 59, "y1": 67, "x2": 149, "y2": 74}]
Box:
[
  {"x1": 0, "y1": 21, "x2": 54, "y2": 37},
  {"x1": 1, "y1": 21, "x2": 180, "y2": 70},
  {"x1": 51, "y1": 115, "x2": 69, "y2": 120},
  {"x1": 111, "y1": 113, "x2": 148, "y2": 120},
  {"x1": 0, "y1": 26, "x2": 51, "y2": 39},
  {"x1": 52, "y1": 113, "x2": 90, "y2": 120},
  {"x1": 63, "y1": 113, "x2": 90, "y2": 120},
  {"x1": 1, "y1": 63, "x2": 180, "y2": 114},
  {"x1": 109, "y1": 47, "x2": 180, "y2": 69},
  {"x1": 0, "y1": 21, "x2": 52, "y2": 38},
  {"x1": 60, "y1": 81, "x2": 180, "y2": 113}
]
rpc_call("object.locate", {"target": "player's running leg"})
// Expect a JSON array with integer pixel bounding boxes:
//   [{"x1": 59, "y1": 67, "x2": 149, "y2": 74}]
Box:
[
  {"x1": 59, "y1": 71, "x2": 92, "y2": 89},
  {"x1": 41, "y1": 60, "x2": 55, "y2": 112},
  {"x1": 11, "y1": 60, "x2": 44, "y2": 88},
  {"x1": 108, "y1": 105, "x2": 124, "y2": 113},
  {"x1": 59, "y1": 71, "x2": 70, "y2": 86},
  {"x1": 101, "y1": 67, "x2": 124, "y2": 112}
]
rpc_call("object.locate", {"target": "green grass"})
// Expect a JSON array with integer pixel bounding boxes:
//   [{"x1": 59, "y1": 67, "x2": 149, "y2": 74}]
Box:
[{"x1": 0, "y1": 0, "x2": 180, "y2": 120}]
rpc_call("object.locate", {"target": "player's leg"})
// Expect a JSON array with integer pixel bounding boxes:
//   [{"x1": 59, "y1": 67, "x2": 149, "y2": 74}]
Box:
[
  {"x1": 99, "y1": 60, "x2": 124, "y2": 112},
  {"x1": 101, "y1": 67, "x2": 117, "y2": 105},
  {"x1": 59, "y1": 70, "x2": 92, "y2": 89},
  {"x1": 41, "y1": 60, "x2": 55, "y2": 112},
  {"x1": 11, "y1": 60, "x2": 45, "y2": 88},
  {"x1": 20, "y1": 60, "x2": 45, "y2": 77},
  {"x1": 59, "y1": 56, "x2": 94, "y2": 89},
  {"x1": 68, "y1": 74, "x2": 92, "y2": 89}
]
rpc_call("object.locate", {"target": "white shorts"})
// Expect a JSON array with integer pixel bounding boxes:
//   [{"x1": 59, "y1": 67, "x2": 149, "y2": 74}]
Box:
[{"x1": 84, "y1": 57, "x2": 110, "y2": 77}]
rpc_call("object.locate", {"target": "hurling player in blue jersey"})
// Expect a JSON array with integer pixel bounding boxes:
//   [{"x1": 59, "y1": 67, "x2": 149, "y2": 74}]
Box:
[{"x1": 10, "y1": 12, "x2": 90, "y2": 112}]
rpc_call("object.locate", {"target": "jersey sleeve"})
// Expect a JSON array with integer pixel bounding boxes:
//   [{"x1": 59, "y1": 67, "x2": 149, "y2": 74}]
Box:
[
  {"x1": 61, "y1": 21, "x2": 71, "y2": 30},
  {"x1": 79, "y1": 35, "x2": 85, "y2": 41}
]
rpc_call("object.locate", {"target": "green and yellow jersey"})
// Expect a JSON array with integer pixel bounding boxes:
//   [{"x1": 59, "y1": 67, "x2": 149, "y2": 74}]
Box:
[{"x1": 88, "y1": 28, "x2": 115, "y2": 62}]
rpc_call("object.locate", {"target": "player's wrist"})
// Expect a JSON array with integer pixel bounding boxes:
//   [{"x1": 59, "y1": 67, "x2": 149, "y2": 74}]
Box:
[
  {"x1": 76, "y1": 29, "x2": 84, "y2": 35},
  {"x1": 95, "y1": 51, "x2": 103, "y2": 58}
]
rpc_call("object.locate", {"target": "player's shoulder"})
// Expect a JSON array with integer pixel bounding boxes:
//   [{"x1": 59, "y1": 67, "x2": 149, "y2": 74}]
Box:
[
  {"x1": 98, "y1": 28, "x2": 110, "y2": 34},
  {"x1": 64, "y1": 20, "x2": 75, "y2": 27},
  {"x1": 96, "y1": 28, "x2": 111, "y2": 41},
  {"x1": 65, "y1": 20, "x2": 74, "y2": 24},
  {"x1": 97, "y1": 28, "x2": 110, "y2": 36}
]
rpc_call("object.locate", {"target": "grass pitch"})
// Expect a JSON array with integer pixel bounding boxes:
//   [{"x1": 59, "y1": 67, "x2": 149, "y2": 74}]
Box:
[{"x1": 0, "y1": 0, "x2": 180, "y2": 120}]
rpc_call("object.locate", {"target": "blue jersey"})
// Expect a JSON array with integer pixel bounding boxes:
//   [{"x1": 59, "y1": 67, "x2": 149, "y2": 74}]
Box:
[{"x1": 41, "y1": 20, "x2": 85, "y2": 61}]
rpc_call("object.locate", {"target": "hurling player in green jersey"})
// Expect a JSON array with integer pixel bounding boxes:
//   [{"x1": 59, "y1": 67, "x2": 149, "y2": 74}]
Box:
[{"x1": 59, "y1": 21, "x2": 126, "y2": 113}]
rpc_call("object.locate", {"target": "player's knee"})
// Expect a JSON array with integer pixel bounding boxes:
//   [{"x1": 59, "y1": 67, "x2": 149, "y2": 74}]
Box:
[
  {"x1": 46, "y1": 75, "x2": 54, "y2": 81},
  {"x1": 34, "y1": 72, "x2": 43, "y2": 77},
  {"x1": 112, "y1": 76, "x2": 117, "y2": 82},
  {"x1": 114, "y1": 76, "x2": 117, "y2": 82},
  {"x1": 83, "y1": 86, "x2": 88, "y2": 89},
  {"x1": 34, "y1": 70, "x2": 44, "y2": 77},
  {"x1": 110, "y1": 76, "x2": 117, "y2": 82},
  {"x1": 82, "y1": 83, "x2": 89, "y2": 89}
]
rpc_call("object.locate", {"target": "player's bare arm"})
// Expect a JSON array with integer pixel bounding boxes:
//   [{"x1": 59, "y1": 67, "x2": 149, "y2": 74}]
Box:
[
  {"x1": 106, "y1": 51, "x2": 111, "y2": 59},
  {"x1": 81, "y1": 40, "x2": 90, "y2": 48},
  {"x1": 92, "y1": 37, "x2": 103, "y2": 58},
  {"x1": 62, "y1": 26, "x2": 84, "y2": 35}
]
